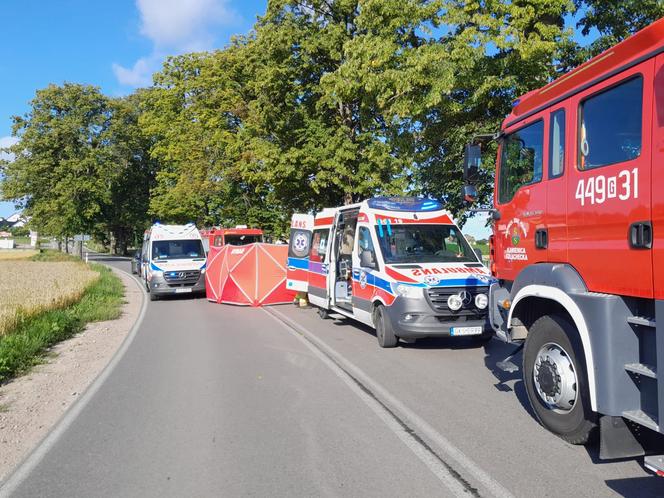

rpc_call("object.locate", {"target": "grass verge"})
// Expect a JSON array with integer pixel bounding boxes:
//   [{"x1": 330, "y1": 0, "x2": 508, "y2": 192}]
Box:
[{"x1": 0, "y1": 257, "x2": 125, "y2": 384}]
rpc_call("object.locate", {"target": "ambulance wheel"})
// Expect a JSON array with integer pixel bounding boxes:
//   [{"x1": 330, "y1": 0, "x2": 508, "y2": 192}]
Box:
[
  {"x1": 523, "y1": 314, "x2": 597, "y2": 445},
  {"x1": 374, "y1": 305, "x2": 398, "y2": 348},
  {"x1": 317, "y1": 307, "x2": 329, "y2": 319}
]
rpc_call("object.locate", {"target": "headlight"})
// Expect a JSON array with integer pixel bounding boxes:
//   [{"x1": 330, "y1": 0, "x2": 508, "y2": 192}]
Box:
[
  {"x1": 200, "y1": 268, "x2": 206, "y2": 274},
  {"x1": 447, "y1": 294, "x2": 463, "y2": 311},
  {"x1": 394, "y1": 284, "x2": 422, "y2": 299},
  {"x1": 475, "y1": 293, "x2": 488, "y2": 310}
]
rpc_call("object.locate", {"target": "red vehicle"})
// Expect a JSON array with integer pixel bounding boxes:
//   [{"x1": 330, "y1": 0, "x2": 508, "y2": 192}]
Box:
[
  {"x1": 463, "y1": 17, "x2": 664, "y2": 473},
  {"x1": 204, "y1": 226, "x2": 264, "y2": 251}
]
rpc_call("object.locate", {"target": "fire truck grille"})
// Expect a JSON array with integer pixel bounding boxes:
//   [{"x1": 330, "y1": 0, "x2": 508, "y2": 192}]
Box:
[
  {"x1": 164, "y1": 270, "x2": 201, "y2": 286},
  {"x1": 425, "y1": 286, "x2": 488, "y2": 318}
]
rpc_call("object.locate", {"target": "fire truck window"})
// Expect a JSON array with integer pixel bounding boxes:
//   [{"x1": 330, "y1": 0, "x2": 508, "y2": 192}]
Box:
[
  {"x1": 309, "y1": 229, "x2": 329, "y2": 262},
  {"x1": 498, "y1": 119, "x2": 544, "y2": 204},
  {"x1": 579, "y1": 76, "x2": 642, "y2": 170},
  {"x1": 549, "y1": 109, "x2": 565, "y2": 178},
  {"x1": 213, "y1": 235, "x2": 223, "y2": 247},
  {"x1": 225, "y1": 234, "x2": 261, "y2": 246}
]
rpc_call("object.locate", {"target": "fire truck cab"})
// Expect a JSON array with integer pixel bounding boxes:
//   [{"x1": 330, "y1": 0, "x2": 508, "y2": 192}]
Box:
[
  {"x1": 463, "y1": 18, "x2": 664, "y2": 471},
  {"x1": 287, "y1": 197, "x2": 493, "y2": 348},
  {"x1": 205, "y1": 226, "x2": 264, "y2": 250}
]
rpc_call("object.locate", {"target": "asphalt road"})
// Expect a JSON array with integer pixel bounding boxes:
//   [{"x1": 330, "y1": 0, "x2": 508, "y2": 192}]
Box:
[{"x1": 3, "y1": 255, "x2": 664, "y2": 497}]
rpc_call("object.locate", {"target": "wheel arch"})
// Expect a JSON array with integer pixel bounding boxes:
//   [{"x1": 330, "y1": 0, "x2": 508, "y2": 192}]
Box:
[{"x1": 508, "y1": 285, "x2": 597, "y2": 411}]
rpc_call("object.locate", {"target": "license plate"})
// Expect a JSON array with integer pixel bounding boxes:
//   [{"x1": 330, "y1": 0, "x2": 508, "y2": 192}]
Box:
[
  {"x1": 175, "y1": 288, "x2": 193, "y2": 294},
  {"x1": 451, "y1": 326, "x2": 482, "y2": 336}
]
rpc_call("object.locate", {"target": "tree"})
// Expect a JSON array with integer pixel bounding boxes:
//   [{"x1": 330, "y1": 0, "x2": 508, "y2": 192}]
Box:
[
  {"x1": 237, "y1": 0, "x2": 414, "y2": 216},
  {"x1": 140, "y1": 45, "x2": 279, "y2": 229},
  {"x1": 413, "y1": 0, "x2": 577, "y2": 216},
  {"x1": 576, "y1": 0, "x2": 664, "y2": 56},
  {"x1": 100, "y1": 91, "x2": 158, "y2": 253},
  {"x1": 0, "y1": 83, "x2": 113, "y2": 240},
  {"x1": 0, "y1": 84, "x2": 156, "y2": 253}
]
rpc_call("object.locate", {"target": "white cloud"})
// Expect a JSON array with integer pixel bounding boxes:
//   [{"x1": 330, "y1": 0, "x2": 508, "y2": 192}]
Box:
[
  {"x1": 0, "y1": 136, "x2": 18, "y2": 162},
  {"x1": 113, "y1": 0, "x2": 239, "y2": 88},
  {"x1": 112, "y1": 57, "x2": 155, "y2": 88}
]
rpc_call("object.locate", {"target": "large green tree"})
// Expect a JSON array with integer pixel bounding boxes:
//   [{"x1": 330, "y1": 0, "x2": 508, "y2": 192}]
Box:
[
  {"x1": 0, "y1": 83, "x2": 155, "y2": 252},
  {"x1": 238, "y1": 0, "x2": 416, "y2": 214},
  {"x1": 1, "y1": 84, "x2": 113, "y2": 239},
  {"x1": 140, "y1": 45, "x2": 286, "y2": 231},
  {"x1": 101, "y1": 92, "x2": 158, "y2": 253}
]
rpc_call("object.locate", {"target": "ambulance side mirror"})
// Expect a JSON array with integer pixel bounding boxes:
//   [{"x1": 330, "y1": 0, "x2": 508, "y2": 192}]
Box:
[{"x1": 463, "y1": 144, "x2": 481, "y2": 183}]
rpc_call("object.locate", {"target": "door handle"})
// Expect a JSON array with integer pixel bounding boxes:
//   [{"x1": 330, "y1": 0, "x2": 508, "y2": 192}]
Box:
[
  {"x1": 535, "y1": 229, "x2": 548, "y2": 249},
  {"x1": 629, "y1": 221, "x2": 652, "y2": 249}
]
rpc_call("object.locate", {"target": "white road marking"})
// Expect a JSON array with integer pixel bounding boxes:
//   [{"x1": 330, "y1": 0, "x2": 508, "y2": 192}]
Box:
[{"x1": 266, "y1": 307, "x2": 514, "y2": 498}]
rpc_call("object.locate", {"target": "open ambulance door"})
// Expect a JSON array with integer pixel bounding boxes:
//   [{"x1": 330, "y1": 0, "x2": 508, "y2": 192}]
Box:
[{"x1": 286, "y1": 214, "x2": 314, "y2": 293}]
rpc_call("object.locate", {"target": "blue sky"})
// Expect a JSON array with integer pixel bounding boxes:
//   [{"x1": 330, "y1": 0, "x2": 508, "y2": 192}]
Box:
[
  {"x1": 0, "y1": 0, "x2": 263, "y2": 218},
  {"x1": 0, "y1": 1, "x2": 596, "y2": 239}
]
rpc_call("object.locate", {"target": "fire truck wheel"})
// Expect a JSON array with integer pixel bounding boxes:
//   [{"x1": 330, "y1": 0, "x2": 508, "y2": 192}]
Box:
[
  {"x1": 374, "y1": 305, "x2": 398, "y2": 348},
  {"x1": 523, "y1": 314, "x2": 597, "y2": 445},
  {"x1": 317, "y1": 307, "x2": 329, "y2": 319}
]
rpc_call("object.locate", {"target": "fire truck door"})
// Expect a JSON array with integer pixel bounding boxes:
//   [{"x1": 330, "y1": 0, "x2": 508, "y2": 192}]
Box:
[
  {"x1": 494, "y1": 116, "x2": 548, "y2": 282},
  {"x1": 545, "y1": 106, "x2": 569, "y2": 263},
  {"x1": 287, "y1": 214, "x2": 314, "y2": 293},
  {"x1": 652, "y1": 55, "x2": 664, "y2": 299},
  {"x1": 567, "y1": 61, "x2": 654, "y2": 298}
]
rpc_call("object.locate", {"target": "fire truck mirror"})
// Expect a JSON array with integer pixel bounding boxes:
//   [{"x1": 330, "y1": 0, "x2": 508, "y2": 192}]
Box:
[
  {"x1": 462, "y1": 184, "x2": 478, "y2": 205},
  {"x1": 463, "y1": 144, "x2": 481, "y2": 183}
]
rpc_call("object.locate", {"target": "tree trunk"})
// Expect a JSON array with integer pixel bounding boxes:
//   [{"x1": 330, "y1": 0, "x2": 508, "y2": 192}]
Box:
[{"x1": 109, "y1": 232, "x2": 117, "y2": 255}]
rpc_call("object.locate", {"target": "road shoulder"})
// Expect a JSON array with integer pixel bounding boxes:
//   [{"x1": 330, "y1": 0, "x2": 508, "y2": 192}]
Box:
[{"x1": 0, "y1": 266, "x2": 143, "y2": 481}]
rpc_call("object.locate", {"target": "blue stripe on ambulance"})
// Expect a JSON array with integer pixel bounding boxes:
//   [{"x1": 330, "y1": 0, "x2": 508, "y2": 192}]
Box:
[
  {"x1": 287, "y1": 257, "x2": 309, "y2": 270},
  {"x1": 352, "y1": 272, "x2": 491, "y2": 296}
]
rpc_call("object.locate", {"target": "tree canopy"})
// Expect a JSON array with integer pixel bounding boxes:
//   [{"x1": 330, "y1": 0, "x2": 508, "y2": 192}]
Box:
[{"x1": 2, "y1": 1, "x2": 663, "y2": 244}]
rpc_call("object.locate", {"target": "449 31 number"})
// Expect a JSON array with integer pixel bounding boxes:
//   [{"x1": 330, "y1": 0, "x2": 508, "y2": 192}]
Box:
[{"x1": 575, "y1": 168, "x2": 638, "y2": 207}]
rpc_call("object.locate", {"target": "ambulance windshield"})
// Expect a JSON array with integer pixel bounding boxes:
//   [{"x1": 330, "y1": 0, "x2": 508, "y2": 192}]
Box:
[
  {"x1": 152, "y1": 239, "x2": 205, "y2": 260},
  {"x1": 374, "y1": 224, "x2": 476, "y2": 264}
]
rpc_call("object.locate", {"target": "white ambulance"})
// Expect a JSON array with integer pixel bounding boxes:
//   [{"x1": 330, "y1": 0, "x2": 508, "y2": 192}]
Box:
[
  {"x1": 141, "y1": 223, "x2": 207, "y2": 301},
  {"x1": 287, "y1": 197, "x2": 494, "y2": 347}
]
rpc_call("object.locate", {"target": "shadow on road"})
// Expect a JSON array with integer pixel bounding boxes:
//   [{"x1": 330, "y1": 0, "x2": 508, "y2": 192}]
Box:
[
  {"x1": 605, "y1": 475, "x2": 664, "y2": 497},
  {"x1": 481, "y1": 339, "x2": 538, "y2": 421},
  {"x1": 327, "y1": 312, "x2": 494, "y2": 350},
  {"x1": 152, "y1": 293, "x2": 206, "y2": 302},
  {"x1": 87, "y1": 255, "x2": 130, "y2": 263}
]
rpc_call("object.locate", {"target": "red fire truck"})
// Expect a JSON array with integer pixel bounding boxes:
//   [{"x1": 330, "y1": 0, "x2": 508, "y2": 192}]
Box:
[{"x1": 463, "y1": 17, "x2": 664, "y2": 472}]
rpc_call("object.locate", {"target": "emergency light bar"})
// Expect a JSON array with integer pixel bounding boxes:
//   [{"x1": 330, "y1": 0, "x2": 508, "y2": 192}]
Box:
[{"x1": 367, "y1": 197, "x2": 444, "y2": 212}]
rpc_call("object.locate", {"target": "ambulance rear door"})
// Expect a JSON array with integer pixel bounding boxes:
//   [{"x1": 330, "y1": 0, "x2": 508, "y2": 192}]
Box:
[{"x1": 287, "y1": 214, "x2": 314, "y2": 293}]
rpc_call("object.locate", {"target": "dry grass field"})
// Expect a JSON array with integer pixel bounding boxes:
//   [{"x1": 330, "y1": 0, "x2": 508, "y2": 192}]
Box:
[
  {"x1": 0, "y1": 260, "x2": 99, "y2": 336},
  {"x1": 0, "y1": 250, "x2": 39, "y2": 261}
]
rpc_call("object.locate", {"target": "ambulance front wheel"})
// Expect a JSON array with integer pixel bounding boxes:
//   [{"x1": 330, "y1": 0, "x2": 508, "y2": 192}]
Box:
[{"x1": 374, "y1": 305, "x2": 398, "y2": 348}]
